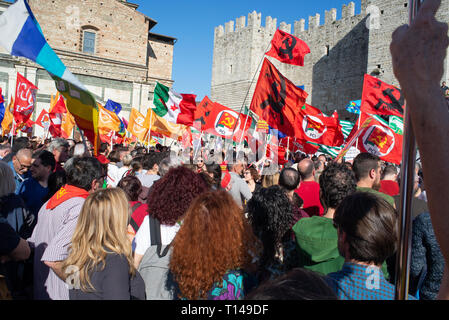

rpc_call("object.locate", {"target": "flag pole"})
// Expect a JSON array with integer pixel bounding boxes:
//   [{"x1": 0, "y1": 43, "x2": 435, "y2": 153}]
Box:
[
  {"x1": 238, "y1": 109, "x2": 252, "y2": 146},
  {"x1": 11, "y1": 119, "x2": 15, "y2": 148},
  {"x1": 228, "y1": 41, "x2": 273, "y2": 151},
  {"x1": 193, "y1": 131, "x2": 204, "y2": 161},
  {"x1": 147, "y1": 110, "x2": 153, "y2": 152},
  {"x1": 78, "y1": 126, "x2": 90, "y2": 156},
  {"x1": 355, "y1": 112, "x2": 362, "y2": 150},
  {"x1": 394, "y1": 0, "x2": 421, "y2": 301}
]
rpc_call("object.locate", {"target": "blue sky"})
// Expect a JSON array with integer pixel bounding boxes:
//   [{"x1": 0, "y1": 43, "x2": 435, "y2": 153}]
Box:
[{"x1": 133, "y1": 0, "x2": 363, "y2": 101}]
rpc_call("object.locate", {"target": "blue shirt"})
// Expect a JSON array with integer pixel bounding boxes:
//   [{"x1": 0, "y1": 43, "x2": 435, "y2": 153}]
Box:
[
  {"x1": 7, "y1": 161, "x2": 29, "y2": 194},
  {"x1": 326, "y1": 262, "x2": 416, "y2": 300},
  {"x1": 18, "y1": 177, "x2": 48, "y2": 219}
]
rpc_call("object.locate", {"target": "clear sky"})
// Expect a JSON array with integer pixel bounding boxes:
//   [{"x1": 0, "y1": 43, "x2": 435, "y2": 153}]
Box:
[{"x1": 133, "y1": 0, "x2": 363, "y2": 102}]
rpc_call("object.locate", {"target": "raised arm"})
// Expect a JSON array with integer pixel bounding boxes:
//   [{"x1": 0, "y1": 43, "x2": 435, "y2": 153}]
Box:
[{"x1": 390, "y1": 0, "x2": 449, "y2": 297}]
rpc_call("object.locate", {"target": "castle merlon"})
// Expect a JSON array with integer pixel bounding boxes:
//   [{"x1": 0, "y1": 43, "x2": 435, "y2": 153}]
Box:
[{"x1": 214, "y1": 1, "x2": 366, "y2": 39}]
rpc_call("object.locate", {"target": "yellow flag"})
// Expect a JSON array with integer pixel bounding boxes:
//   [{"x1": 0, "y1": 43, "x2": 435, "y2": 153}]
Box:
[
  {"x1": 48, "y1": 92, "x2": 60, "y2": 114},
  {"x1": 1, "y1": 97, "x2": 14, "y2": 135},
  {"x1": 145, "y1": 108, "x2": 186, "y2": 140},
  {"x1": 98, "y1": 103, "x2": 121, "y2": 135},
  {"x1": 128, "y1": 108, "x2": 149, "y2": 142}
]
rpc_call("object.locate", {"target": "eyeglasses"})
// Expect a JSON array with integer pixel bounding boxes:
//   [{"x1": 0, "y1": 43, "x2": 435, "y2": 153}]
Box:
[{"x1": 16, "y1": 157, "x2": 32, "y2": 171}]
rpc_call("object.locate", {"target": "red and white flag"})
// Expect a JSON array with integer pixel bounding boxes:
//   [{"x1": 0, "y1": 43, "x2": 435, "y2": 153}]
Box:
[{"x1": 13, "y1": 73, "x2": 37, "y2": 124}]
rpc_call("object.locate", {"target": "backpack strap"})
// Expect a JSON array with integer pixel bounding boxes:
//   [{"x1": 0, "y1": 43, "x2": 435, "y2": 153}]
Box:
[
  {"x1": 149, "y1": 216, "x2": 171, "y2": 258},
  {"x1": 129, "y1": 202, "x2": 143, "y2": 233}
]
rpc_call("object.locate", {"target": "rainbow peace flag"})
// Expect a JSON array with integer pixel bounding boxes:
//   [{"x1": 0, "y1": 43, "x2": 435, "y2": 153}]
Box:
[{"x1": 0, "y1": 0, "x2": 100, "y2": 153}]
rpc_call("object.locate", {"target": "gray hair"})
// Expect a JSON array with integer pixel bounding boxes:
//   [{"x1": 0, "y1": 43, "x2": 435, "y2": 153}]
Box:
[
  {"x1": 0, "y1": 161, "x2": 16, "y2": 197},
  {"x1": 122, "y1": 154, "x2": 133, "y2": 167},
  {"x1": 159, "y1": 156, "x2": 182, "y2": 177},
  {"x1": 47, "y1": 138, "x2": 69, "y2": 153},
  {"x1": 72, "y1": 142, "x2": 88, "y2": 157}
]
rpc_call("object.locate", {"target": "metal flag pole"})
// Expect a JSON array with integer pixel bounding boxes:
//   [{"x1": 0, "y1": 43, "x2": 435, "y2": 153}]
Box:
[{"x1": 394, "y1": 0, "x2": 422, "y2": 301}]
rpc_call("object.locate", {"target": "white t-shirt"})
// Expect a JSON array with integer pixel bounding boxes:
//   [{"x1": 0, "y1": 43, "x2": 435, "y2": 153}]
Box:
[{"x1": 133, "y1": 215, "x2": 180, "y2": 255}]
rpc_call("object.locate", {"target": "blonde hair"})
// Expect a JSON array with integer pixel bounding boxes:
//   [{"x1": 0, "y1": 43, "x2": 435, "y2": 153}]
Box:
[
  {"x1": 262, "y1": 173, "x2": 280, "y2": 188},
  {"x1": 0, "y1": 161, "x2": 16, "y2": 198},
  {"x1": 62, "y1": 188, "x2": 135, "y2": 292}
]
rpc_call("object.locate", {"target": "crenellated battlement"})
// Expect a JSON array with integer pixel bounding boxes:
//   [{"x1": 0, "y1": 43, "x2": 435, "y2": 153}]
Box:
[
  {"x1": 211, "y1": 0, "x2": 449, "y2": 113},
  {"x1": 214, "y1": 1, "x2": 367, "y2": 40}
]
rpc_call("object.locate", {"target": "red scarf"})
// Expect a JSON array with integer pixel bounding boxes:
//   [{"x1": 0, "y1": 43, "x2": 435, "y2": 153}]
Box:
[{"x1": 46, "y1": 185, "x2": 90, "y2": 210}]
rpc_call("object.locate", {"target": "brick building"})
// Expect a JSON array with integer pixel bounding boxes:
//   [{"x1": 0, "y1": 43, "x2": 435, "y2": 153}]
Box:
[{"x1": 0, "y1": 0, "x2": 175, "y2": 137}]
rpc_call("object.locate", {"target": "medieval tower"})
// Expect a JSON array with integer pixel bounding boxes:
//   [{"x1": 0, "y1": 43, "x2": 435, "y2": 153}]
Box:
[{"x1": 211, "y1": 0, "x2": 449, "y2": 120}]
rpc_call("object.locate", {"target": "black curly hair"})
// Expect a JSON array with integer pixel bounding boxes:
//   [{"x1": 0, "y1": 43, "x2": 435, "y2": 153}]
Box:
[
  {"x1": 246, "y1": 185, "x2": 293, "y2": 266},
  {"x1": 319, "y1": 162, "x2": 357, "y2": 210},
  {"x1": 147, "y1": 166, "x2": 210, "y2": 225}
]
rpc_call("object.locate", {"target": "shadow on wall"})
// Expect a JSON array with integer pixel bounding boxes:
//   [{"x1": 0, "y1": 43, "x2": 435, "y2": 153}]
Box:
[{"x1": 312, "y1": 16, "x2": 369, "y2": 121}]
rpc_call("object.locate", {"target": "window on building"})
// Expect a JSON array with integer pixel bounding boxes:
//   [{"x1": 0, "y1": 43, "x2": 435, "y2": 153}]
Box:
[{"x1": 83, "y1": 31, "x2": 96, "y2": 54}]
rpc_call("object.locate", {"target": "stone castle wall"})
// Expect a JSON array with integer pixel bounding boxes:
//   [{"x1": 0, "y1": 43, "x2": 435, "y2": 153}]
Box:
[{"x1": 211, "y1": 0, "x2": 449, "y2": 120}]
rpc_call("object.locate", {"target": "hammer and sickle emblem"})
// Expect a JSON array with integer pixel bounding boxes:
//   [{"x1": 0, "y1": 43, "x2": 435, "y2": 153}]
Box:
[
  {"x1": 220, "y1": 116, "x2": 235, "y2": 128},
  {"x1": 373, "y1": 88, "x2": 404, "y2": 115},
  {"x1": 260, "y1": 74, "x2": 287, "y2": 125},
  {"x1": 280, "y1": 36, "x2": 297, "y2": 60}
]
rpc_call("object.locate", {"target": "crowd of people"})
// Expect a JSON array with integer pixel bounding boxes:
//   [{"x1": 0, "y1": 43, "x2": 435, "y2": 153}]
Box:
[
  {"x1": 0, "y1": 132, "x2": 441, "y2": 300},
  {"x1": 0, "y1": 0, "x2": 448, "y2": 301}
]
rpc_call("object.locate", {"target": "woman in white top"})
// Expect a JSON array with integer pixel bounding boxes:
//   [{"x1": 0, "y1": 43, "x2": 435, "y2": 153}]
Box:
[{"x1": 133, "y1": 166, "x2": 210, "y2": 267}]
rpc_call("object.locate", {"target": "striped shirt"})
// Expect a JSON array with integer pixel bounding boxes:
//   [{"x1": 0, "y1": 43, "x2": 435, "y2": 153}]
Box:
[{"x1": 27, "y1": 197, "x2": 85, "y2": 300}]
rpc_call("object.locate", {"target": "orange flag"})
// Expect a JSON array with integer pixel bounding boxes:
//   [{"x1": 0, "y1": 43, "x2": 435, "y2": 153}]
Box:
[
  {"x1": 1, "y1": 96, "x2": 14, "y2": 135},
  {"x1": 128, "y1": 108, "x2": 149, "y2": 142},
  {"x1": 61, "y1": 111, "x2": 76, "y2": 139},
  {"x1": 98, "y1": 103, "x2": 121, "y2": 136}
]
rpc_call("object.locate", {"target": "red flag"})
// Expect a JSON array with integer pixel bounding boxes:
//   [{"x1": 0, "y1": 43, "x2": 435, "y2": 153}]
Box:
[
  {"x1": 266, "y1": 144, "x2": 288, "y2": 165},
  {"x1": 338, "y1": 116, "x2": 403, "y2": 165},
  {"x1": 13, "y1": 73, "x2": 38, "y2": 124},
  {"x1": 48, "y1": 113, "x2": 63, "y2": 137},
  {"x1": 295, "y1": 107, "x2": 344, "y2": 147},
  {"x1": 361, "y1": 74, "x2": 404, "y2": 117},
  {"x1": 19, "y1": 119, "x2": 34, "y2": 134},
  {"x1": 288, "y1": 137, "x2": 320, "y2": 155},
  {"x1": 357, "y1": 117, "x2": 403, "y2": 165},
  {"x1": 50, "y1": 95, "x2": 68, "y2": 114},
  {"x1": 35, "y1": 109, "x2": 51, "y2": 129},
  {"x1": 250, "y1": 58, "x2": 308, "y2": 138},
  {"x1": 182, "y1": 127, "x2": 192, "y2": 149},
  {"x1": 194, "y1": 96, "x2": 252, "y2": 143},
  {"x1": 266, "y1": 29, "x2": 310, "y2": 67}
]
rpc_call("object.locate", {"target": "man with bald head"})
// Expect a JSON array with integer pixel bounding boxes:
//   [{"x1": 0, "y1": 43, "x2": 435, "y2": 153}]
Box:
[
  {"x1": 295, "y1": 158, "x2": 324, "y2": 217},
  {"x1": 8, "y1": 148, "x2": 32, "y2": 193}
]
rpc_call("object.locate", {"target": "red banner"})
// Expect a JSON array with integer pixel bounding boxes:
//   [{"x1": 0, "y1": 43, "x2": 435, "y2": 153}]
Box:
[
  {"x1": 337, "y1": 116, "x2": 403, "y2": 165},
  {"x1": 14, "y1": 73, "x2": 38, "y2": 125},
  {"x1": 295, "y1": 107, "x2": 344, "y2": 147},
  {"x1": 266, "y1": 29, "x2": 310, "y2": 67},
  {"x1": 194, "y1": 96, "x2": 252, "y2": 142},
  {"x1": 250, "y1": 58, "x2": 308, "y2": 138},
  {"x1": 361, "y1": 74, "x2": 404, "y2": 117}
]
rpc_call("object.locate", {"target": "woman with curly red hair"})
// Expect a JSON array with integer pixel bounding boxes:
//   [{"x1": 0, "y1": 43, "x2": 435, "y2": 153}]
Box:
[
  {"x1": 169, "y1": 190, "x2": 260, "y2": 300},
  {"x1": 133, "y1": 166, "x2": 210, "y2": 299}
]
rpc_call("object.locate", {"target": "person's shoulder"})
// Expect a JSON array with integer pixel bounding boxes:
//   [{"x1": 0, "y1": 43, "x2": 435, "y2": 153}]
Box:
[
  {"x1": 104, "y1": 253, "x2": 130, "y2": 268},
  {"x1": 0, "y1": 193, "x2": 26, "y2": 211}
]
